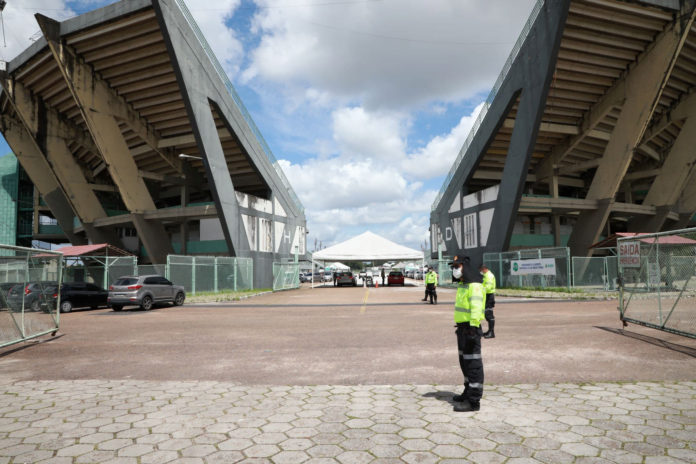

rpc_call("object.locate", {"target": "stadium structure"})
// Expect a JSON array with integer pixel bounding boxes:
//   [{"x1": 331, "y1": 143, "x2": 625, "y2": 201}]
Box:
[
  {"x1": 0, "y1": 0, "x2": 307, "y2": 288},
  {"x1": 431, "y1": 0, "x2": 696, "y2": 263}
]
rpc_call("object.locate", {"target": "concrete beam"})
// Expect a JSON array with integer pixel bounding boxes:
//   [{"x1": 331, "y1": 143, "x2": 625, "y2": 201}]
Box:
[
  {"x1": 568, "y1": 2, "x2": 696, "y2": 256},
  {"x1": 630, "y1": 116, "x2": 696, "y2": 232},
  {"x1": 671, "y1": 170, "x2": 696, "y2": 229},
  {"x1": 0, "y1": 115, "x2": 86, "y2": 246},
  {"x1": 36, "y1": 14, "x2": 174, "y2": 264},
  {"x1": 555, "y1": 159, "x2": 601, "y2": 175},
  {"x1": 138, "y1": 170, "x2": 186, "y2": 185},
  {"x1": 472, "y1": 170, "x2": 585, "y2": 188},
  {"x1": 157, "y1": 128, "x2": 230, "y2": 148},
  {"x1": 623, "y1": 168, "x2": 662, "y2": 181},
  {"x1": 0, "y1": 80, "x2": 123, "y2": 247}
]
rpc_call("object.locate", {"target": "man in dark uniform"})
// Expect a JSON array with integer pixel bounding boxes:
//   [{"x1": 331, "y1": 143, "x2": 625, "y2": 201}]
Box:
[{"x1": 449, "y1": 253, "x2": 486, "y2": 412}]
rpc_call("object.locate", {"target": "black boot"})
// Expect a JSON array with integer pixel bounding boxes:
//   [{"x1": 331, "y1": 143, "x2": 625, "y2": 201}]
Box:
[
  {"x1": 454, "y1": 402, "x2": 480, "y2": 412},
  {"x1": 452, "y1": 390, "x2": 466, "y2": 402},
  {"x1": 483, "y1": 319, "x2": 495, "y2": 338}
]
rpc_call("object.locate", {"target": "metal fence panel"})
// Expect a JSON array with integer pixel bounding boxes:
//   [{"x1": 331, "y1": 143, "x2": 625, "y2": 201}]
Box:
[
  {"x1": 168, "y1": 255, "x2": 194, "y2": 294},
  {"x1": 572, "y1": 257, "x2": 609, "y2": 291},
  {"x1": 273, "y1": 263, "x2": 299, "y2": 291},
  {"x1": 484, "y1": 247, "x2": 570, "y2": 289},
  {"x1": 0, "y1": 245, "x2": 62, "y2": 348},
  {"x1": 166, "y1": 256, "x2": 254, "y2": 294},
  {"x1": 619, "y1": 228, "x2": 696, "y2": 339},
  {"x1": 195, "y1": 257, "x2": 217, "y2": 293},
  {"x1": 137, "y1": 264, "x2": 167, "y2": 277}
]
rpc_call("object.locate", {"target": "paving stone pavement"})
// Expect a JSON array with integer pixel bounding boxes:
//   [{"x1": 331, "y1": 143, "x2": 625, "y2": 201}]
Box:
[{"x1": 0, "y1": 380, "x2": 694, "y2": 464}]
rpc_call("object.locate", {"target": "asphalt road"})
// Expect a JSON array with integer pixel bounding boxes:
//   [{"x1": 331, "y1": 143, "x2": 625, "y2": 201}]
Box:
[{"x1": 0, "y1": 284, "x2": 694, "y2": 385}]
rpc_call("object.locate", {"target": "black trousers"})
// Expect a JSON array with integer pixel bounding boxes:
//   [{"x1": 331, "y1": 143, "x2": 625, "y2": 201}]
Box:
[
  {"x1": 456, "y1": 322, "x2": 484, "y2": 405},
  {"x1": 426, "y1": 284, "x2": 437, "y2": 303},
  {"x1": 485, "y1": 293, "x2": 495, "y2": 330}
]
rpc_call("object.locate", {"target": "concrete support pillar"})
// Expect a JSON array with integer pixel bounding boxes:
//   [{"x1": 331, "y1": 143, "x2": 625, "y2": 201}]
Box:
[
  {"x1": 672, "y1": 171, "x2": 696, "y2": 230},
  {"x1": 153, "y1": 0, "x2": 252, "y2": 257},
  {"x1": 0, "y1": 117, "x2": 86, "y2": 246},
  {"x1": 180, "y1": 186, "x2": 188, "y2": 255},
  {"x1": 553, "y1": 215, "x2": 562, "y2": 247},
  {"x1": 568, "y1": 5, "x2": 696, "y2": 256},
  {"x1": 0, "y1": 79, "x2": 123, "y2": 248},
  {"x1": 630, "y1": 117, "x2": 696, "y2": 232},
  {"x1": 36, "y1": 15, "x2": 174, "y2": 264}
]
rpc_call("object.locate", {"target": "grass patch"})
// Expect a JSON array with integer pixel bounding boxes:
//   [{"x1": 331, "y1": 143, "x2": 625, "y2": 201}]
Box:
[
  {"x1": 497, "y1": 287, "x2": 618, "y2": 300},
  {"x1": 502, "y1": 286, "x2": 586, "y2": 293},
  {"x1": 186, "y1": 288, "x2": 272, "y2": 303}
]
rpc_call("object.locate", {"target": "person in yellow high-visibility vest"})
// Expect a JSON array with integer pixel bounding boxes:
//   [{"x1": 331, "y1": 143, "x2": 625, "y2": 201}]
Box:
[
  {"x1": 479, "y1": 264, "x2": 496, "y2": 339},
  {"x1": 424, "y1": 266, "x2": 438, "y2": 305},
  {"x1": 449, "y1": 253, "x2": 486, "y2": 412}
]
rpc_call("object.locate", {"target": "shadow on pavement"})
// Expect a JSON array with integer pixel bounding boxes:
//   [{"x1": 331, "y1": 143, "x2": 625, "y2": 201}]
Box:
[
  {"x1": 596, "y1": 326, "x2": 696, "y2": 358},
  {"x1": 422, "y1": 391, "x2": 457, "y2": 404},
  {"x1": 0, "y1": 334, "x2": 65, "y2": 358}
]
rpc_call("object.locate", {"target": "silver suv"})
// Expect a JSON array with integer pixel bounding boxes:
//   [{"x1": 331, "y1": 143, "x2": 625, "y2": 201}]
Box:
[{"x1": 108, "y1": 275, "x2": 185, "y2": 311}]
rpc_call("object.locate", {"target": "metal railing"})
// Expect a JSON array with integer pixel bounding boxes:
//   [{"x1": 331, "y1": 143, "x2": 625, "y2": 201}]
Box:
[
  {"x1": 619, "y1": 228, "x2": 696, "y2": 339},
  {"x1": 432, "y1": 0, "x2": 545, "y2": 211},
  {"x1": 0, "y1": 245, "x2": 62, "y2": 348},
  {"x1": 173, "y1": 0, "x2": 305, "y2": 215},
  {"x1": 572, "y1": 256, "x2": 619, "y2": 292},
  {"x1": 484, "y1": 246, "x2": 570, "y2": 290},
  {"x1": 273, "y1": 262, "x2": 300, "y2": 292},
  {"x1": 166, "y1": 255, "x2": 253, "y2": 295}
]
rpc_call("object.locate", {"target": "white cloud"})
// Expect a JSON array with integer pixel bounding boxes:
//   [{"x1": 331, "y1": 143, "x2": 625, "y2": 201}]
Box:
[
  {"x1": 401, "y1": 102, "x2": 485, "y2": 180},
  {"x1": 243, "y1": 0, "x2": 537, "y2": 109},
  {"x1": 0, "y1": 1, "x2": 76, "y2": 63},
  {"x1": 332, "y1": 107, "x2": 406, "y2": 162},
  {"x1": 189, "y1": 0, "x2": 245, "y2": 77}
]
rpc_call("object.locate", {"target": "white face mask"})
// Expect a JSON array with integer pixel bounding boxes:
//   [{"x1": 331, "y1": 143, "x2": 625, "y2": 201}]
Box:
[{"x1": 452, "y1": 267, "x2": 463, "y2": 279}]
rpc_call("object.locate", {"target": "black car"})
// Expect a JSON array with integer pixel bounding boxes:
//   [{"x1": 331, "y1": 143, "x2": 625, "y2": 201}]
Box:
[{"x1": 47, "y1": 283, "x2": 110, "y2": 313}]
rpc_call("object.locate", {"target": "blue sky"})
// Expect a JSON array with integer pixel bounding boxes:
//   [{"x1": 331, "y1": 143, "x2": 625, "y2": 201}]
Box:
[{"x1": 1, "y1": 0, "x2": 537, "y2": 249}]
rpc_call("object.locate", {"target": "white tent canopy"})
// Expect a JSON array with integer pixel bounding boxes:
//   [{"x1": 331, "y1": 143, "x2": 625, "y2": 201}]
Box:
[
  {"x1": 312, "y1": 231, "x2": 423, "y2": 263},
  {"x1": 325, "y1": 262, "x2": 350, "y2": 270},
  {"x1": 311, "y1": 232, "x2": 424, "y2": 288}
]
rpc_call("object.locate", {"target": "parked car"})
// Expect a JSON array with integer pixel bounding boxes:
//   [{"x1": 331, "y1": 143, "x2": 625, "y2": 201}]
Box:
[
  {"x1": 336, "y1": 271, "x2": 357, "y2": 287},
  {"x1": 0, "y1": 282, "x2": 21, "y2": 310},
  {"x1": 388, "y1": 271, "x2": 405, "y2": 286},
  {"x1": 300, "y1": 272, "x2": 313, "y2": 283},
  {"x1": 108, "y1": 275, "x2": 185, "y2": 311},
  {"x1": 6, "y1": 282, "x2": 57, "y2": 312},
  {"x1": 405, "y1": 270, "x2": 414, "y2": 279},
  {"x1": 415, "y1": 270, "x2": 424, "y2": 280},
  {"x1": 45, "y1": 282, "x2": 110, "y2": 313},
  {"x1": 312, "y1": 272, "x2": 325, "y2": 283},
  {"x1": 322, "y1": 272, "x2": 333, "y2": 283},
  {"x1": 359, "y1": 270, "x2": 367, "y2": 281}
]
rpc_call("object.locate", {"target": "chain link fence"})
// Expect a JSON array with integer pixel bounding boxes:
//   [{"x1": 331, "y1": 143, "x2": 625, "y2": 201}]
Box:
[
  {"x1": 273, "y1": 263, "x2": 300, "y2": 291},
  {"x1": 166, "y1": 255, "x2": 253, "y2": 295},
  {"x1": 572, "y1": 257, "x2": 619, "y2": 292},
  {"x1": 63, "y1": 256, "x2": 137, "y2": 288},
  {"x1": 483, "y1": 247, "x2": 571, "y2": 289},
  {"x1": 619, "y1": 228, "x2": 696, "y2": 339},
  {"x1": 0, "y1": 245, "x2": 62, "y2": 348}
]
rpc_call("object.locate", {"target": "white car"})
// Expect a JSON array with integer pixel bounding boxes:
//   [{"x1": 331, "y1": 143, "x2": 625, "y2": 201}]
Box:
[{"x1": 323, "y1": 272, "x2": 333, "y2": 282}]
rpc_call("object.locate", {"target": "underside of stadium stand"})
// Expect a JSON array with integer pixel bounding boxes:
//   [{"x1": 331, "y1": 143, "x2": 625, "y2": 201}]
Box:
[
  {"x1": 0, "y1": 0, "x2": 307, "y2": 288},
  {"x1": 431, "y1": 0, "x2": 696, "y2": 264}
]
